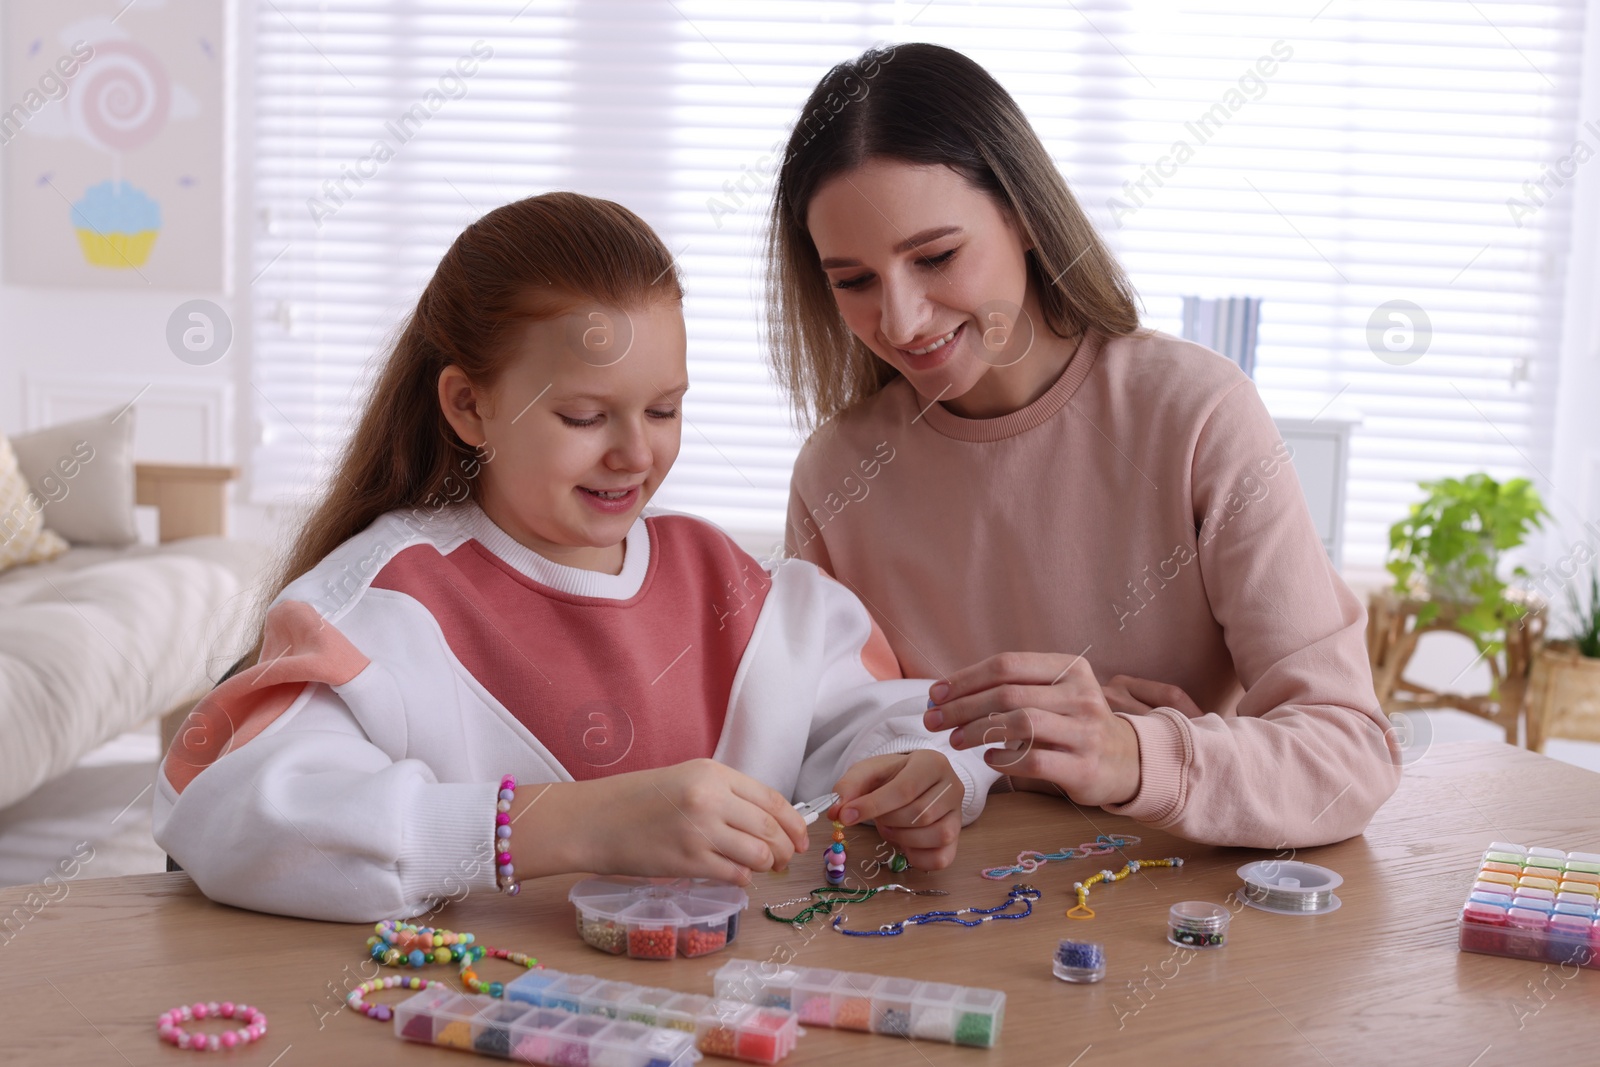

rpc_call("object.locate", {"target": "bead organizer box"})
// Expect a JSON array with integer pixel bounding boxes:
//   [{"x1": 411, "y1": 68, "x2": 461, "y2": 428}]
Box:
[
  {"x1": 570, "y1": 877, "x2": 748, "y2": 959},
  {"x1": 393, "y1": 986, "x2": 703, "y2": 1066},
  {"x1": 504, "y1": 969, "x2": 801, "y2": 1064},
  {"x1": 1458, "y1": 841, "x2": 1600, "y2": 968},
  {"x1": 712, "y1": 959, "x2": 1006, "y2": 1048}
]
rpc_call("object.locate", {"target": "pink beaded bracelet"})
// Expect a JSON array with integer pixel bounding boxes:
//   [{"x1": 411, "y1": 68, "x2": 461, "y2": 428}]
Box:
[
  {"x1": 496, "y1": 774, "x2": 520, "y2": 896},
  {"x1": 156, "y1": 1000, "x2": 267, "y2": 1051}
]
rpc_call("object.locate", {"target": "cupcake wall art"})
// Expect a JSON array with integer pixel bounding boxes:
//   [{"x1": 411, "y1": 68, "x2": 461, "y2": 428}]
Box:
[{"x1": 3, "y1": 0, "x2": 222, "y2": 288}]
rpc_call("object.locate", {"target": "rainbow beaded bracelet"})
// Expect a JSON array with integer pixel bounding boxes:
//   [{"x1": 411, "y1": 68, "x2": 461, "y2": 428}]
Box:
[
  {"x1": 347, "y1": 976, "x2": 442, "y2": 1022},
  {"x1": 368, "y1": 920, "x2": 477, "y2": 967},
  {"x1": 460, "y1": 946, "x2": 541, "y2": 997}
]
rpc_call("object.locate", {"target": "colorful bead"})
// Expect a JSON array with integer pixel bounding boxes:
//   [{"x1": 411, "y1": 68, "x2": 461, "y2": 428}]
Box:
[{"x1": 825, "y1": 822, "x2": 847, "y2": 885}]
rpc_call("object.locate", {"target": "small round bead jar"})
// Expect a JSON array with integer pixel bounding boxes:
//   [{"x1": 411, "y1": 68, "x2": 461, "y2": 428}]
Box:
[
  {"x1": 1167, "y1": 900, "x2": 1230, "y2": 949},
  {"x1": 1052, "y1": 939, "x2": 1106, "y2": 983}
]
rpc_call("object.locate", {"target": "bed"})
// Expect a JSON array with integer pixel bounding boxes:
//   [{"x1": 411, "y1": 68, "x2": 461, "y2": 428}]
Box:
[{"x1": 0, "y1": 464, "x2": 267, "y2": 811}]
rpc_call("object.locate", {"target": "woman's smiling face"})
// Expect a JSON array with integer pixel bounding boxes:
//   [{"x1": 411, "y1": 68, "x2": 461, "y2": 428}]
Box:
[{"x1": 806, "y1": 158, "x2": 1046, "y2": 415}]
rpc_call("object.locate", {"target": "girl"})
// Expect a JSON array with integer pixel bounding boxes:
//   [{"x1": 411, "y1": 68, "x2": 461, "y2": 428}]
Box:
[
  {"x1": 769, "y1": 44, "x2": 1401, "y2": 849},
  {"x1": 155, "y1": 193, "x2": 995, "y2": 923}
]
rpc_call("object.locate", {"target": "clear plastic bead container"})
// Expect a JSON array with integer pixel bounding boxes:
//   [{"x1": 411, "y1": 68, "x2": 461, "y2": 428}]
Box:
[
  {"x1": 1167, "y1": 900, "x2": 1230, "y2": 949},
  {"x1": 502, "y1": 970, "x2": 802, "y2": 1064},
  {"x1": 391, "y1": 987, "x2": 704, "y2": 1065},
  {"x1": 693, "y1": 1001, "x2": 802, "y2": 1063},
  {"x1": 569, "y1": 876, "x2": 748, "y2": 959},
  {"x1": 713, "y1": 961, "x2": 1006, "y2": 1048},
  {"x1": 1458, "y1": 841, "x2": 1600, "y2": 969}
]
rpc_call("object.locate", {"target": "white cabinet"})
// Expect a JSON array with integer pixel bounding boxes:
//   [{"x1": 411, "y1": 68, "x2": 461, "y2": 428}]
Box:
[{"x1": 1272, "y1": 415, "x2": 1359, "y2": 571}]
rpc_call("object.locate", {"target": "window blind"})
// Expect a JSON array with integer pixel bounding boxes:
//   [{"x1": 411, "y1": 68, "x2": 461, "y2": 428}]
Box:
[{"x1": 252, "y1": 0, "x2": 1584, "y2": 566}]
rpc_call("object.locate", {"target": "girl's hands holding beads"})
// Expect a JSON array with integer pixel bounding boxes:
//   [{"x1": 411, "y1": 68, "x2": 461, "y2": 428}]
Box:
[
  {"x1": 537, "y1": 759, "x2": 809, "y2": 885},
  {"x1": 830, "y1": 749, "x2": 964, "y2": 870},
  {"x1": 924, "y1": 652, "x2": 1143, "y2": 808}
]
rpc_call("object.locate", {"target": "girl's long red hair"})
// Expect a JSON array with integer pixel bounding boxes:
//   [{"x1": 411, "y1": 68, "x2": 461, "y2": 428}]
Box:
[{"x1": 238, "y1": 192, "x2": 682, "y2": 670}]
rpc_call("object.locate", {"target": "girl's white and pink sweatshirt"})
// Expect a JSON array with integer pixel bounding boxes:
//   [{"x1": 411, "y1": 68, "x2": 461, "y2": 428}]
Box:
[{"x1": 153, "y1": 505, "x2": 1000, "y2": 922}]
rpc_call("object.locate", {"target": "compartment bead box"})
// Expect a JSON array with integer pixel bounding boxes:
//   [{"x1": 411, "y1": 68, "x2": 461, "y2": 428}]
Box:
[
  {"x1": 571, "y1": 877, "x2": 747, "y2": 960},
  {"x1": 505, "y1": 969, "x2": 800, "y2": 1064},
  {"x1": 394, "y1": 987, "x2": 701, "y2": 1066},
  {"x1": 1458, "y1": 841, "x2": 1600, "y2": 968},
  {"x1": 711, "y1": 959, "x2": 1005, "y2": 1048}
]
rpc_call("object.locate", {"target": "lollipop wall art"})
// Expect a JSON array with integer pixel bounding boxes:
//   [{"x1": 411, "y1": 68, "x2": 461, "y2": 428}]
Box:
[{"x1": 3, "y1": 0, "x2": 223, "y2": 288}]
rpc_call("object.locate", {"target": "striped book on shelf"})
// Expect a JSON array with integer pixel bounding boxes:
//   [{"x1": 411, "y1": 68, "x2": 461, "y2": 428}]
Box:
[{"x1": 1180, "y1": 296, "x2": 1262, "y2": 378}]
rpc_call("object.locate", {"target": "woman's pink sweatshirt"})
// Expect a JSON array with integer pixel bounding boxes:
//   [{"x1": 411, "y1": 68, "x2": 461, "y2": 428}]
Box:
[{"x1": 785, "y1": 329, "x2": 1401, "y2": 848}]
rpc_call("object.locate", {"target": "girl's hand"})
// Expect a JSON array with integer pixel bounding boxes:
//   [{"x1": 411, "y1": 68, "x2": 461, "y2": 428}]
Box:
[
  {"x1": 830, "y1": 750, "x2": 964, "y2": 870},
  {"x1": 519, "y1": 759, "x2": 808, "y2": 884},
  {"x1": 924, "y1": 652, "x2": 1142, "y2": 808}
]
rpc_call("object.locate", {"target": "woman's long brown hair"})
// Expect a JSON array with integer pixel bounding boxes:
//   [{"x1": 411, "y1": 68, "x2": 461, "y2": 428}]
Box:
[
  {"x1": 237, "y1": 192, "x2": 682, "y2": 671},
  {"x1": 766, "y1": 43, "x2": 1142, "y2": 433}
]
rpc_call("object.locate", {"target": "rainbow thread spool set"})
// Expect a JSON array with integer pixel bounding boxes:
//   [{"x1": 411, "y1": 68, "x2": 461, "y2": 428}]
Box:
[
  {"x1": 1458, "y1": 841, "x2": 1600, "y2": 968},
  {"x1": 569, "y1": 877, "x2": 747, "y2": 959},
  {"x1": 712, "y1": 959, "x2": 1005, "y2": 1048}
]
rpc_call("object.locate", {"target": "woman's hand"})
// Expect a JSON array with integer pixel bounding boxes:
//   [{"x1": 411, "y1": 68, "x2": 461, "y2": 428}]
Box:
[
  {"x1": 830, "y1": 750, "x2": 964, "y2": 870},
  {"x1": 516, "y1": 759, "x2": 809, "y2": 884},
  {"x1": 1101, "y1": 674, "x2": 1204, "y2": 717},
  {"x1": 923, "y1": 652, "x2": 1142, "y2": 807}
]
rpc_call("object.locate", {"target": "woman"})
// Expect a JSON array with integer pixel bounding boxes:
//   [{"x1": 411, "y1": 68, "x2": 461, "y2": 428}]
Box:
[{"x1": 768, "y1": 43, "x2": 1399, "y2": 848}]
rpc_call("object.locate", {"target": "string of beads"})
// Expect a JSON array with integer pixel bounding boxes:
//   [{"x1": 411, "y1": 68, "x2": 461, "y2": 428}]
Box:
[{"x1": 1066, "y1": 858, "x2": 1183, "y2": 919}]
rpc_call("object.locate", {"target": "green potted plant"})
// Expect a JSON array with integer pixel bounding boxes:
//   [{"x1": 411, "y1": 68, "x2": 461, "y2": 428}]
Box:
[
  {"x1": 1527, "y1": 558, "x2": 1600, "y2": 751},
  {"x1": 1386, "y1": 473, "x2": 1549, "y2": 655}
]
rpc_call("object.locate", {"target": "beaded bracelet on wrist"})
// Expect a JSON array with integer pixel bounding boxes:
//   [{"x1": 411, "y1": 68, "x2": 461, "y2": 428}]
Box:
[{"x1": 495, "y1": 775, "x2": 521, "y2": 895}]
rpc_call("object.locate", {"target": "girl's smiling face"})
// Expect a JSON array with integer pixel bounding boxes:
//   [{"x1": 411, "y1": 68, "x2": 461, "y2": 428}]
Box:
[
  {"x1": 438, "y1": 298, "x2": 687, "y2": 574},
  {"x1": 806, "y1": 158, "x2": 1071, "y2": 419}
]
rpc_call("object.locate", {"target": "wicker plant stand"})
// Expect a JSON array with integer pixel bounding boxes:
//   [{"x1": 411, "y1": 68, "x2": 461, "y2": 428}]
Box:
[
  {"x1": 1526, "y1": 642, "x2": 1600, "y2": 752},
  {"x1": 1366, "y1": 588, "x2": 1547, "y2": 746}
]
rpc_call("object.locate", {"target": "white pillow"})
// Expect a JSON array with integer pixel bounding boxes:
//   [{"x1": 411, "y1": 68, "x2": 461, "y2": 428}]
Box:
[
  {"x1": 11, "y1": 407, "x2": 138, "y2": 546},
  {"x1": 0, "y1": 431, "x2": 69, "y2": 572}
]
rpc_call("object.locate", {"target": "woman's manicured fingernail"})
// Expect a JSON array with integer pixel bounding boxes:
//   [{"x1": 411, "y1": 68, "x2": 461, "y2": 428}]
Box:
[
  {"x1": 925, "y1": 708, "x2": 944, "y2": 729},
  {"x1": 931, "y1": 683, "x2": 950, "y2": 702},
  {"x1": 842, "y1": 808, "x2": 859, "y2": 822},
  {"x1": 950, "y1": 727, "x2": 964, "y2": 748}
]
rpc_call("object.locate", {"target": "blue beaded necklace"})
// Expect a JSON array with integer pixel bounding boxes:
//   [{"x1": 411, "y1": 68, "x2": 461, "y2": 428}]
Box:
[{"x1": 830, "y1": 883, "x2": 1041, "y2": 936}]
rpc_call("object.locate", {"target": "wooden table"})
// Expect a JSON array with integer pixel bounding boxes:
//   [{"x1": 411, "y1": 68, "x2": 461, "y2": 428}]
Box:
[{"x1": 4, "y1": 741, "x2": 1597, "y2": 1065}]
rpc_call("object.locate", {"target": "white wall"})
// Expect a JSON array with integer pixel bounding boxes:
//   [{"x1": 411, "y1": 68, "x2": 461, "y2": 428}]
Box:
[
  {"x1": 0, "y1": 2, "x2": 298, "y2": 548},
  {"x1": 2, "y1": 0, "x2": 1594, "y2": 694}
]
